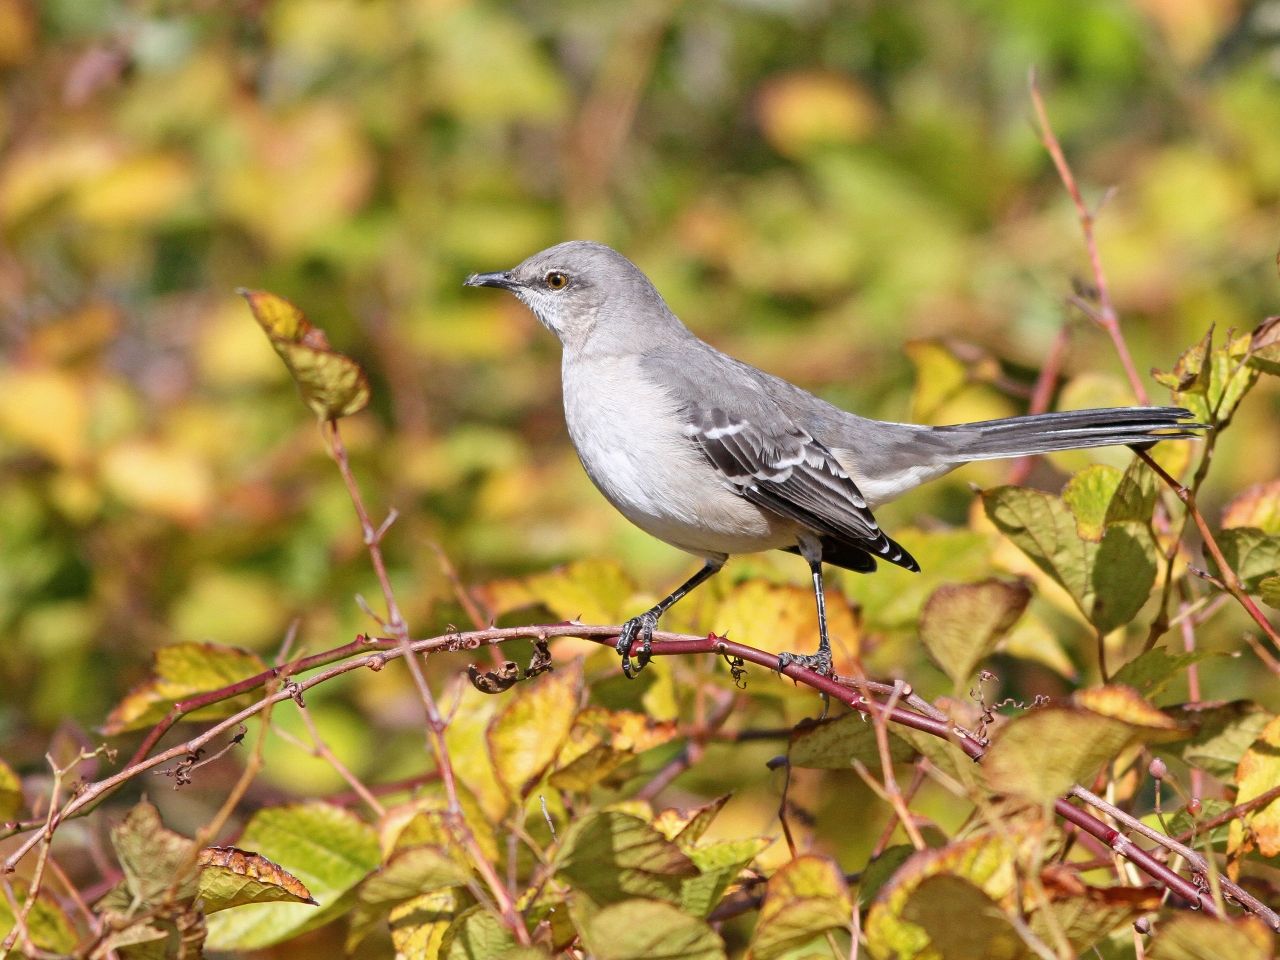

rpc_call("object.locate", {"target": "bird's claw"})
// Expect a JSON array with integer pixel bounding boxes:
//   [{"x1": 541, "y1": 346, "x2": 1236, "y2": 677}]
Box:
[{"x1": 618, "y1": 610, "x2": 659, "y2": 678}]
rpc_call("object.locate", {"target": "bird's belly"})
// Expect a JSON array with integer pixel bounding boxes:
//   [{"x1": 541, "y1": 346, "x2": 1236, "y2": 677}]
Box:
[{"x1": 562, "y1": 356, "x2": 795, "y2": 557}]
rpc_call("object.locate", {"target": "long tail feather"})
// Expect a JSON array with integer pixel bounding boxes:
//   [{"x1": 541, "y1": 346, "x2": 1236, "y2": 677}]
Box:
[{"x1": 934, "y1": 406, "x2": 1208, "y2": 461}]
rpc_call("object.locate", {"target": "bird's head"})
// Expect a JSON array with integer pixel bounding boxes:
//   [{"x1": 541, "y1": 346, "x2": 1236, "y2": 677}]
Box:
[{"x1": 464, "y1": 240, "x2": 679, "y2": 351}]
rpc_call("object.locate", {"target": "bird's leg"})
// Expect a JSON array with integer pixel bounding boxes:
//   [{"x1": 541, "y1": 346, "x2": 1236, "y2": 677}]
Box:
[
  {"x1": 778, "y1": 557, "x2": 834, "y2": 677},
  {"x1": 618, "y1": 559, "x2": 723, "y2": 678}
]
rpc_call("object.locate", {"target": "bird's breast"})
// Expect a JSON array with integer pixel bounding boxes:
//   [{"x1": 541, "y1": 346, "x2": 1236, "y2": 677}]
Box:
[{"x1": 560, "y1": 354, "x2": 795, "y2": 557}]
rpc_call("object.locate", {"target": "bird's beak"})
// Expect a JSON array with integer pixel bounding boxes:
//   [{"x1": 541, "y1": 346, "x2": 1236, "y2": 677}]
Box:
[{"x1": 464, "y1": 270, "x2": 517, "y2": 290}]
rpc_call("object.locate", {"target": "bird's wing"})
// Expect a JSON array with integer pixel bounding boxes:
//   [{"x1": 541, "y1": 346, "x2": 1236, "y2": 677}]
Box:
[{"x1": 684, "y1": 405, "x2": 919, "y2": 572}]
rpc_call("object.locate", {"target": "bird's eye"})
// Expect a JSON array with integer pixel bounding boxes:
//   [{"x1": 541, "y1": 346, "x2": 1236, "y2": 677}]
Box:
[{"x1": 545, "y1": 271, "x2": 568, "y2": 290}]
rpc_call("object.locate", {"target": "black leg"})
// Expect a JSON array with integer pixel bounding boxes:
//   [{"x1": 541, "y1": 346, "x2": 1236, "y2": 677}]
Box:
[
  {"x1": 777, "y1": 557, "x2": 834, "y2": 676},
  {"x1": 618, "y1": 559, "x2": 723, "y2": 678}
]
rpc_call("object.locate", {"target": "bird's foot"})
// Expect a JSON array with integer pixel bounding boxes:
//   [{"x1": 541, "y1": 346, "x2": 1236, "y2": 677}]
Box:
[
  {"x1": 618, "y1": 609, "x2": 660, "y2": 679},
  {"x1": 777, "y1": 647, "x2": 833, "y2": 677}
]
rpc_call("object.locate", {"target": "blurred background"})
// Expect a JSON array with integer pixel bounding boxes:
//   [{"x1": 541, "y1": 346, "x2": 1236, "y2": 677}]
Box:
[{"x1": 2, "y1": 0, "x2": 1280, "y2": 891}]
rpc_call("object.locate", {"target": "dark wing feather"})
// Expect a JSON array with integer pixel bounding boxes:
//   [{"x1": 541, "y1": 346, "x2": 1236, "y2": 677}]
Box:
[{"x1": 686, "y1": 407, "x2": 919, "y2": 572}]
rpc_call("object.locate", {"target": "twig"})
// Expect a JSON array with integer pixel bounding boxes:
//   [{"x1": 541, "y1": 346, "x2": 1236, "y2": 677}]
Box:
[
  {"x1": 1028, "y1": 70, "x2": 1148, "y2": 404},
  {"x1": 635, "y1": 689, "x2": 737, "y2": 802},
  {"x1": 323, "y1": 419, "x2": 530, "y2": 946},
  {"x1": 1135, "y1": 448, "x2": 1280, "y2": 648}
]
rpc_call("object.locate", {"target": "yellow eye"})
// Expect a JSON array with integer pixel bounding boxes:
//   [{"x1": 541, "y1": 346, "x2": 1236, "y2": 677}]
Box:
[{"x1": 545, "y1": 271, "x2": 568, "y2": 290}]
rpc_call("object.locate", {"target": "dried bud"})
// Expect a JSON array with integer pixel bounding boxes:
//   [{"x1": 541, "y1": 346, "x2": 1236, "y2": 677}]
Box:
[
  {"x1": 1148, "y1": 757, "x2": 1167, "y2": 780},
  {"x1": 1134, "y1": 917, "x2": 1151, "y2": 935}
]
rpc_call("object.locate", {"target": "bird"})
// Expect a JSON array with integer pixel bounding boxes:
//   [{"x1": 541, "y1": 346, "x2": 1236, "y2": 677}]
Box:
[{"x1": 464, "y1": 241, "x2": 1206, "y2": 679}]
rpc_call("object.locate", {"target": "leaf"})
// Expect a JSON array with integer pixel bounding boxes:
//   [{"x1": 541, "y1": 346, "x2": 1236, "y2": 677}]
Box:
[
  {"x1": 1263, "y1": 576, "x2": 1280, "y2": 609},
  {"x1": 239, "y1": 289, "x2": 370, "y2": 420},
  {"x1": 0, "y1": 757, "x2": 20, "y2": 823},
  {"x1": 555, "y1": 811, "x2": 698, "y2": 905},
  {"x1": 1222, "y1": 479, "x2": 1280, "y2": 535},
  {"x1": 1176, "y1": 701, "x2": 1274, "y2": 779},
  {"x1": 0, "y1": 365, "x2": 87, "y2": 465},
  {"x1": 899, "y1": 875, "x2": 1024, "y2": 959},
  {"x1": 197, "y1": 845, "x2": 316, "y2": 913},
  {"x1": 516, "y1": 559, "x2": 639, "y2": 624},
  {"x1": 918, "y1": 579, "x2": 1030, "y2": 689},
  {"x1": 1213, "y1": 527, "x2": 1280, "y2": 590},
  {"x1": 104, "y1": 642, "x2": 267, "y2": 734},
  {"x1": 1153, "y1": 326, "x2": 1213, "y2": 395},
  {"x1": 863, "y1": 836, "x2": 1016, "y2": 959},
  {"x1": 983, "y1": 687, "x2": 1181, "y2": 805},
  {"x1": 652, "y1": 794, "x2": 732, "y2": 847},
  {"x1": 680, "y1": 837, "x2": 770, "y2": 918},
  {"x1": 1062, "y1": 465, "x2": 1123, "y2": 540},
  {"x1": 1030, "y1": 886, "x2": 1161, "y2": 955},
  {"x1": 1112, "y1": 647, "x2": 1214, "y2": 698},
  {"x1": 789, "y1": 712, "x2": 915, "y2": 770},
  {"x1": 1104, "y1": 457, "x2": 1160, "y2": 527},
  {"x1": 487, "y1": 659, "x2": 581, "y2": 798},
  {"x1": 1090, "y1": 521, "x2": 1158, "y2": 634},
  {"x1": 577, "y1": 898, "x2": 726, "y2": 960},
  {"x1": 0, "y1": 879, "x2": 78, "y2": 955},
  {"x1": 358, "y1": 845, "x2": 474, "y2": 906},
  {"x1": 1245, "y1": 314, "x2": 1280, "y2": 378},
  {"x1": 110, "y1": 801, "x2": 199, "y2": 904},
  {"x1": 1228, "y1": 715, "x2": 1280, "y2": 861},
  {"x1": 748, "y1": 855, "x2": 852, "y2": 960},
  {"x1": 389, "y1": 887, "x2": 471, "y2": 960},
  {"x1": 1148, "y1": 914, "x2": 1274, "y2": 960},
  {"x1": 205, "y1": 802, "x2": 379, "y2": 951},
  {"x1": 438, "y1": 904, "x2": 517, "y2": 960},
  {"x1": 857, "y1": 846, "x2": 915, "y2": 907},
  {"x1": 983, "y1": 486, "x2": 1158, "y2": 634},
  {"x1": 551, "y1": 706, "x2": 678, "y2": 793},
  {"x1": 711, "y1": 579, "x2": 861, "y2": 671},
  {"x1": 101, "y1": 440, "x2": 215, "y2": 523}
]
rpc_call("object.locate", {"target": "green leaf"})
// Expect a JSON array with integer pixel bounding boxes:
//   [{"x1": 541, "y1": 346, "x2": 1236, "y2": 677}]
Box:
[
  {"x1": 680, "y1": 838, "x2": 770, "y2": 918},
  {"x1": 899, "y1": 875, "x2": 1024, "y2": 959},
  {"x1": 111, "y1": 800, "x2": 199, "y2": 904},
  {"x1": 1213, "y1": 527, "x2": 1280, "y2": 591},
  {"x1": 1104, "y1": 457, "x2": 1160, "y2": 527},
  {"x1": 198, "y1": 845, "x2": 316, "y2": 913},
  {"x1": 1244, "y1": 314, "x2": 1280, "y2": 378},
  {"x1": 103, "y1": 641, "x2": 267, "y2": 734},
  {"x1": 748, "y1": 855, "x2": 852, "y2": 960},
  {"x1": 239, "y1": 289, "x2": 370, "y2": 420},
  {"x1": 439, "y1": 904, "x2": 518, "y2": 960},
  {"x1": 1090, "y1": 521, "x2": 1158, "y2": 634},
  {"x1": 652, "y1": 794, "x2": 731, "y2": 849},
  {"x1": 0, "y1": 757, "x2": 20, "y2": 823},
  {"x1": 358, "y1": 845, "x2": 474, "y2": 907},
  {"x1": 856, "y1": 845, "x2": 915, "y2": 907},
  {"x1": 0, "y1": 880, "x2": 78, "y2": 955},
  {"x1": 983, "y1": 686, "x2": 1182, "y2": 805},
  {"x1": 982, "y1": 486, "x2": 1092, "y2": 611},
  {"x1": 1176, "y1": 701, "x2": 1274, "y2": 779},
  {"x1": 577, "y1": 898, "x2": 726, "y2": 960},
  {"x1": 789, "y1": 712, "x2": 915, "y2": 770},
  {"x1": 1112, "y1": 646, "x2": 1214, "y2": 698},
  {"x1": 556, "y1": 811, "x2": 698, "y2": 905},
  {"x1": 1030, "y1": 890, "x2": 1159, "y2": 955},
  {"x1": 488, "y1": 660, "x2": 582, "y2": 798},
  {"x1": 1262, "y1": 576, "x2": 1280, "y2": 609},
  {"x1": 1148, "y1": 913, "x2": 1274, "y2": 960},
  {"x1": 864, "y1": 836, "x2": 1017, "y2": 958},
  {"x1": 1063, "y1": 464, "x2": 1123, "y2": 540},
  {"x1": 1153, "y1": 327, "x2": 1212, "y2": 395},
  {"x1": 918, "y1": 579, "x2": 1030, "y2": 689},
  {"x1": 205, "y1": 802, "x2": 379, "y2": 951}
]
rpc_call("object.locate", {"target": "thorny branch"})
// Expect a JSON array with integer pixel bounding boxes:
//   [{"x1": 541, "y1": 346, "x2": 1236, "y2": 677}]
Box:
[{"x1": 6, "y1": 620, "x2": 1266, "y2": 928}]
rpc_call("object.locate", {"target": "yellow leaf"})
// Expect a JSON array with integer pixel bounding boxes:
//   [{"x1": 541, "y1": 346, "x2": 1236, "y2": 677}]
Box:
[
  {"x1": 756, "y1": 70, "x2": 877, "y2": 158},
  {"x1": 103, "y1": 642, "x2": 267, "y2": 734},
  {"x1": 488, "y1": 661, "x2": 582, "y2": 798},
  {"x1": 1228, "y1": 715, "x2": 1280, "y2": 863},
  {"x1": 100, "y1": 440, "x2": 214, "y2": 522},
  {"x1": 72, "y1": 152, "x2": 194, "y2": 226},
  {"x1": 749, "y1": 855, "x2": 852, "y2": 960},
  {"x1": 711, "y1": 580, "x2": 860, "y2": 673},
  {"x1": 239, "y1": 289, "x2": 370, "y2": 420},
  {"x1": 0, "y1": 366, "x2": 88, "y2": 465},
  {"x1": 1222, "y1": 479, "x2": 1280, "y2": 535},
  {"x1": 198, "y1": 846, "x2": 317, "y2": 912}
]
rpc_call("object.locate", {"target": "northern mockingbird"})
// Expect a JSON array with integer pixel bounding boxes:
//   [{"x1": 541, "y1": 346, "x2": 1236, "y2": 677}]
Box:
[{"x1": 465, "y1": 241, "x2": 1205, "y2": 678}]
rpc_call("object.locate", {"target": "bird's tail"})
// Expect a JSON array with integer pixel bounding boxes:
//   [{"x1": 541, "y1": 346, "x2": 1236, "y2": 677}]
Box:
[{"x1": 933, "y1": 406, "x2": 1208, "y2": 461}]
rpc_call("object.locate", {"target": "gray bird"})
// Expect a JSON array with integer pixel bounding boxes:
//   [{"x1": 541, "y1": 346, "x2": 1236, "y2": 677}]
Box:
[{"x1": 465, "y1": 241, "x2": 1204, "y2": 678}]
